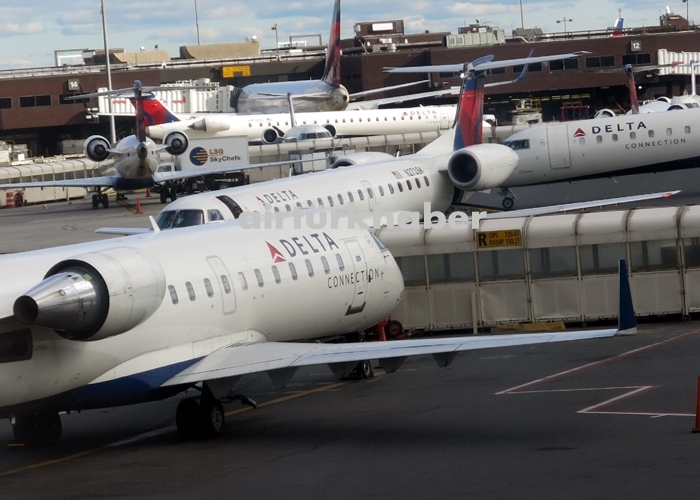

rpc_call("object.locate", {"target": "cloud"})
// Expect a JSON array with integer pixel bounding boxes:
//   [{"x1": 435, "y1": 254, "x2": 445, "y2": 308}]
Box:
[
  {"x1": 1, "y1": 22, "x2": 45, "y2": 36},
  {"x1": 447, "y1": 2, "x2": 522, "y2": 15}
]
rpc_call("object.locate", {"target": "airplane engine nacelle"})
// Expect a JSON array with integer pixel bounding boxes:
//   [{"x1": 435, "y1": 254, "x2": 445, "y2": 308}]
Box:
[
  {"x1": 84, "y1": 135, "x2": 111, "y2": 162},
  {"x1": 447, "y1": 144, "x2": 519, "y2": 191},
  {"x1": 328, "y1": 86, "x2": 350, "y2": 111},
  {"x1": 163, "y1": 131, "x2": 189, "y2": 156},
  {"x1": 189, "y1": 117, "x2": 231, "y2": 133},
  {"x1": 330, "y1": 152, "x2": 394, "y2": 168},
  {"x1": 262, "y1": 128, "x2": 280, "y2": 144},
  {"x1": 13, "y1": 248, "x2": 166, "y2": 341}
]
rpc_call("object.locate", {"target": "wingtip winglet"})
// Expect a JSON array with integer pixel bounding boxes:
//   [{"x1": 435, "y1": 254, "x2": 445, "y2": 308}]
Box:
[{"x1": 617, "y1": 258, "x2": 637, "y2": 336}]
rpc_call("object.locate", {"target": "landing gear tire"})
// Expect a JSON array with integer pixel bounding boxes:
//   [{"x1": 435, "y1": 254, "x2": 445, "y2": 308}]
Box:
[
  {"x1": 92, "y1": 194, "x2": 99, "y2": 209},
  {"x1": 101, "y1": 194, "x2": 109, "y2": 209},
  {"x1": 386, "y1": 320, "x2": 403, "y2": 338},
  {"x1": 198, "y1": 399, "x2": 225, "y2": 438},
  {"x1": 12, "y1": 412, "x2": 62, "y2": 446},
  {"x1": 170, "y1": 186, "x2": 177, "y2": 202},
  {"x1": 358, "y1": 360, "x2": 373, "y2": 379},
  {"x1": 160, "y1": 189, "x2": 168, "y2": 203},
  {"x1": 502, "y1": 197, "x2": 515, "y2": 210},
  {"x1": 176, "y1": 398, "x2": 200, "y2": 440}
]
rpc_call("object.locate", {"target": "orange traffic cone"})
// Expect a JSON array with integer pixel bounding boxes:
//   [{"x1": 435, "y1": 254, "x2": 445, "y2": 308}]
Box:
[
  {"x1": 146, "y1": 188, "x2": 151, "y2": 198},
  {"x1": 135, "y1": 198, "x2": 142, "y2": 214}
]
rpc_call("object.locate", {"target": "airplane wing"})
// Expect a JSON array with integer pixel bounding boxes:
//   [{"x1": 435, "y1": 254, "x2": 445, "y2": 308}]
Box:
[
  {"x1": 0, "y1": 176, "x2": 119, "y2": 190},
  {"x1": 162, "y1": 327, "x2": 619, "y2": 387},
  {"x1": 349, "y1": 80, "x2": 431, "y2": 99},
  {"x1": 163, "y1": 258, "x2": 635, "y2": 387},
  {"x1": 385, "y1": 51, "x2": 589, "y2": 74},
  {"x1": 475, "y1": 191, "x2": 680, "y2": 220},
  {"x1": 95, "y1": 227, "x2": 153, "y2": 235}
]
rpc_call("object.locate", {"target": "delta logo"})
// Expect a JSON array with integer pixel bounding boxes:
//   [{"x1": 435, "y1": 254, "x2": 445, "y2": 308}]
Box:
[
  {"x1": 266, "y1": 242, "x2": 286, "y2": 263},
  {"x1": 189, "y1": 147, "x2": 208, "y2": 166},
  {"x1": 573, "y1": 128, "x2": 586, "y2": 138}
]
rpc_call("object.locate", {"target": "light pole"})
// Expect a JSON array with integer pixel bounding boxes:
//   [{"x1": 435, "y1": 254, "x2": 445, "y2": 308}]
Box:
[
  {"x1": 194, "y1": 0, "x2": 201, "y2": 45},
  {"x1": 271, "y1": 23, "x2": 279, "y2": 60},
  {"x1": 519, "y1": 0, "x2": 524, "y2": 29},
  {"x1": 100, "y1": 0, "x2": 116, "y2": 145},
  {"x1": 556, "y1": 17, "x2": 573, "y2": 36}
]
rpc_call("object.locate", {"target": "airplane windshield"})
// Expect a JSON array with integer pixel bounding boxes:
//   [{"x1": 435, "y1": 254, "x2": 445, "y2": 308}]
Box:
[
  {"x1": 156, "y1": 210, "x2": 177, "y2": 229},
  {"x1": 503, "y1": 139, "x2": 530, "y2": 151},
  {"x1": 172, "y1": 210, "x2": 205, "y2": 228}
]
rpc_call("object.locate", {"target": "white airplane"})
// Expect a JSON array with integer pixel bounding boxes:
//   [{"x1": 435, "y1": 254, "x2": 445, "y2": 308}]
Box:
[
  {"x1": 0, "y1": 211, "x2": 636, "y2": 445},
  {"x1": 0, "y1": 82, "x2": 324, "y2": 208},
  {"x1": 146, "y1": 97, "x2": 457, "y2": 144},
  {"x1": 234, "y1": 0, "x2": 431, "y2": 114}
]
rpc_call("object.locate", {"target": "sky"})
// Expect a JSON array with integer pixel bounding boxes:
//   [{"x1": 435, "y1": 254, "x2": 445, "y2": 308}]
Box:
[{"x1": 0, "y1": 0, "x2": 692, "y2": 70}]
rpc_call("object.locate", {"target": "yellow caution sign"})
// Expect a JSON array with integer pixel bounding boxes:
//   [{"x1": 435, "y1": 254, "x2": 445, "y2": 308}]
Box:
[
  {"x1": 476, "y1": 229, "x2": 522, "y2": 249},
  {"x1": 222, "y1": 66, "x2": 251, "y2": 78}
]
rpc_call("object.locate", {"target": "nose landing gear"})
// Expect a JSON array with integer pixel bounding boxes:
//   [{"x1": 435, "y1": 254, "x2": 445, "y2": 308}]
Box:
[{"x1": 499, "y1": 187, "x2": 516, "y2": 210}]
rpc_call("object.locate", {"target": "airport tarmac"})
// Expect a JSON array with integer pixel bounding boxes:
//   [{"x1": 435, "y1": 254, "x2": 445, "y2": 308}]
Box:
[
  {"x1": 0, "y1": 322, "x2": 699, "y2": 499},
  {"x1": 2, "y1": 189, "x2": 700, "y2": 498}
]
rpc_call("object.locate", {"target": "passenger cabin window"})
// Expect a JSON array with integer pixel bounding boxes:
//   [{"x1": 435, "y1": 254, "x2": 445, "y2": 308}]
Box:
[
  {"x1": 379, "y1": 185, "x2": 385, "y2": 196},
  {"x1": 686, "y1": 126, "x2": 692, "y2": 134},
  {"x1": 338, "y1": 193, "x2": 344, "y2": 205},
  {"x1": 424, "y1": 176, "x2": 430, "y2": 187},
  {"x1": 255, "y1": 269, "x2": 264, "y2": 287},
  {"x1": 321, "y1": 256, "x2": 330, "y2": 274},
  {"x1": 504, "y1": 139, "x2": 530, "y2": 150},
  {"x1": 221, "y1": 275, "x2": 232, "y2": 294},
  {"x1": 357, "y1": 189, "x2": 364, "y2": 200},
  {"x1": 317, "y1": 197, "x2": 324, "y2": 207},
  {"x1": 407, "y1": 180, "x2": 413, "y2": 190},
  {"x1": 305, "y1": 259, "x2": 314, "y2": 277},
  {"x1": 327, "y1": 196, "x2": 334, "y2": 207},
  {"x1": 186, "y1": 282, "x2": 196, "y2": 301},
  {"x1": 596, "y1": 136, "x2": 603, "y2": 144},
  {"x1": 296, "y1": 202, "x2": 302, "y2": 208},
  {"x1": 612, "y1": 134, "x2": 618, "y2": 142},
  {"x1": 347, "y1": 191, "x2": 354, "y2": 202},
  {"x1": 288, "y1": 262, "x2": 298, "y2": 280},
  {"x1": 397, "y1": 182, "x2": 404, "y2": 192},
  {"x1": 630, "y1": 132, "x2": 636, "y2": 140},
  {"x1": 388, "y1": 184, "x2": 395, "y2": 194},
  {"x1": 307, "y1": 200, "x2": 313, "y2": 207},
  {"x1": 238, "y1": 272, "x2": 248, "y2": 291},
  {"x1": 416, "y1": 178, "x2": 421, "y2": 188},
  {"x1": 272, "y1": 265, "x2": 281, "y2": 284},
  {"x1": 367, "y1": 187, "x2": 374, "y2": 198},
  {"x1": 666, "y1": 128, "x2": 673, "y2": 136},
  {"x1": 648, "y1": 130, "x2": 655, "y2": 138},
  {"x1": 168, "y1": 285, "x2": 179, "y2": 305},
  {"x1": 204, "y1": 278, "x2": 214, "y2": 297},
  {"x1": 285, "y1": 204, "x2": 291, "y2": 211},
  {"x1": 336, "y1": 253, "x2": 345, "y2": 271},
  {"x1": 274, "y1": 206, "x2": 280, "y2": 212}
]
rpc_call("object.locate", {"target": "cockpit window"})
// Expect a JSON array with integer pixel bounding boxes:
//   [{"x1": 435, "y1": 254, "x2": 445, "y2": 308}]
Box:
[
  {"x1": 503, "y1": 139, "x2": 530, "y2": 150},
  {"x1": 156, "y1": 210, "x2": 177, "y2": 229},
  {"x1": 216, "y1": 195, "x2": 244, "y2": 219},
  {"x1": 172, "y1": 209, "x2": 205, "y2": 228},
  {"x1": 208, "y1": 209, "x2": 225, "y2": 222}
]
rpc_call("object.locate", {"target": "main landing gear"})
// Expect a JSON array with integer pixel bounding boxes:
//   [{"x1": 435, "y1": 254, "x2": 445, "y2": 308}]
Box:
[
  {"x1": 499, "y1": 187, "x2": 516, "y2": 210},
  {"x1": 176, "y1": 383, "x2": 257, "y2": 440},
  {"x1": 91, "y1": 189, "x2": 109, "y2": 209},
  {"x1": 159, "y1": 183, "x2": 177, "y2": 204},
  {"x1": 11, "y1": 412, "x2": 62, "y2": 446}
]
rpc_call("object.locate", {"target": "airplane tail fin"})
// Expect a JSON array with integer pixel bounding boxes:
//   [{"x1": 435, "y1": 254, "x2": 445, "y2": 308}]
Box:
[
  {"x1": 624, "y1": 65, "x2": 640, "y2": 114},
  {"x1": 452, "y1": 63, "x2": 487, "y2": 150},
  {"x1": 131, "y1": 95, "x2": 181, "y2": 130},
  {"x1": 321, "y1": 0, "x2": 342, "y2": 87},
  {"x1": 617, "y1": 258, "x2": 637, "y2": 335}
]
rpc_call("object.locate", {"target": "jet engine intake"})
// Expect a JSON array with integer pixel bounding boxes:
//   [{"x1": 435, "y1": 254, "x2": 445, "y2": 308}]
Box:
[
  {"x1": 327, "y1": 86, "x2": 350, "y2": 111},
  {"x1": 163, "y1": 131, "x2": 189, "y2": 155},
  {"x1": 13, "y1": 248, "x2": 166, "y2": 341},
  {"x1": 330, "y1": 152, "x2": 394, "y2": 168},
  {"x1": 262, "y1": 128, "x2": 281, "y2": 144},
  {"x1": 447, "y1": 144, "x2": 519, "y2": 191},
  {"x1": 84, "y1": 135, "x2": 111, "y2": 162},
  {"x1": 188, "y1": 117, "x2": 231, "y2": 133}
]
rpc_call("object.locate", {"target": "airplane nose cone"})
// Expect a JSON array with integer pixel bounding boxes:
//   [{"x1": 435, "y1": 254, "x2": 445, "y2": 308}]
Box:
[{"x1": 137, "y1": 142, "x2": 149, "y2": 160}]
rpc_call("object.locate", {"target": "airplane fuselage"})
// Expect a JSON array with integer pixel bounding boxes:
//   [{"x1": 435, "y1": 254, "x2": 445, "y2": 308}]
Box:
[
  {"x1": 112, "y1": 135, "x2": 161, "y2": 181},
  {"x1": 147, "y1": 105, "x2": 456, "y2": 142},
  {"x1": 237, "y1": 80, "x2": 350, "y2": 114},
  {"x1": 0, "y1": 218, "x2": 403, "y2": 416},
  {"x1": 502, "y1": 108, "x2": 700, "y2": 187}
]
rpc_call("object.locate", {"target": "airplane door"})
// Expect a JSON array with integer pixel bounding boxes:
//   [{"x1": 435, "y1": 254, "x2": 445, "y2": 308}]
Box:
[
  {"x1": 344, "y1": 240, "x2": 367, "y2": 315},
  {"x1": 361, "y1": 180, "x2": 374, "y2": 211},
  {"x1": 547, "y1": 124, "x2": 572, "y2": 169},
  {"x1": 207, "y1": 256, "x2": 236, "y2": 315},
  {"x1": 440, "y1": 112, "x2": 452, "y2": 129}
]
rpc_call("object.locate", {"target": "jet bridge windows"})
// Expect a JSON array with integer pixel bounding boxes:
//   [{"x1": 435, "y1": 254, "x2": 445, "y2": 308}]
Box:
[
  {"x1": 630, "y1": 239, "x2": 678, "y2": 272},
  {"x1": 579, "y1": 243, "x2": 626, "y2": 274}
]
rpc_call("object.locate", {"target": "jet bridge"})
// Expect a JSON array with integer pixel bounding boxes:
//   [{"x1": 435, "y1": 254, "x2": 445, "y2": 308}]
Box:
[{"x1": 377, "y1": 205, "x2": 700, "y2": 330}]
